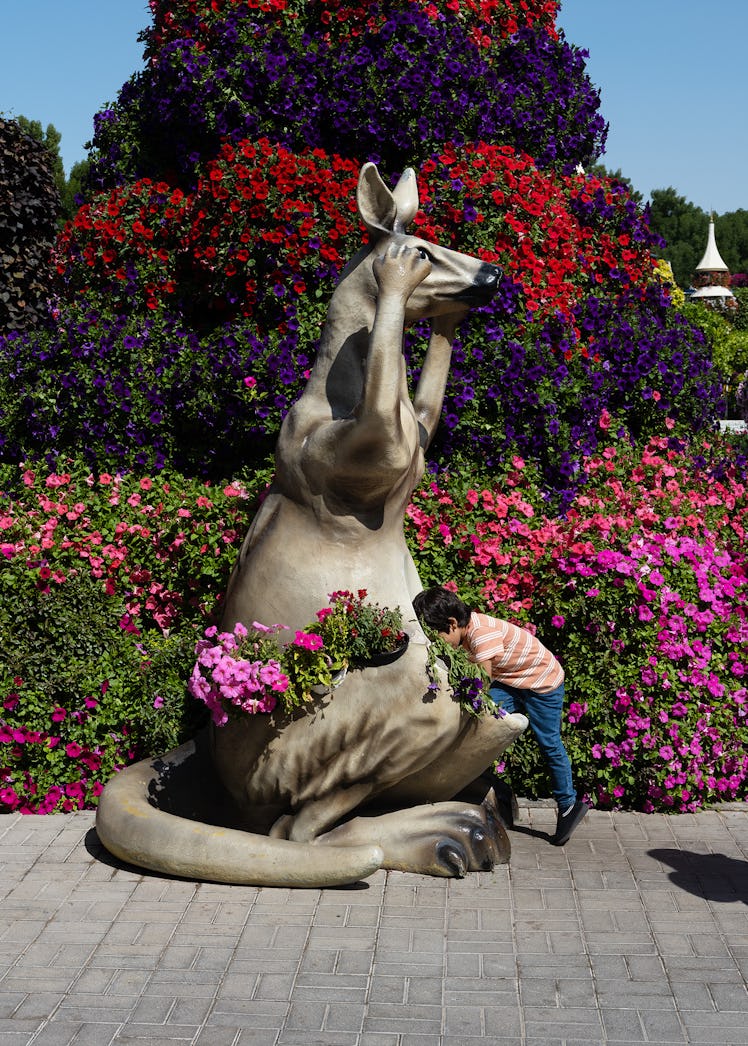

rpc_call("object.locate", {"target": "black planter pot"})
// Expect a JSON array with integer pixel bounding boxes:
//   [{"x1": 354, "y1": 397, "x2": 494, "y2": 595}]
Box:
[{"x1": 356, "y1": 633, "x2": 410, "y2": 668}]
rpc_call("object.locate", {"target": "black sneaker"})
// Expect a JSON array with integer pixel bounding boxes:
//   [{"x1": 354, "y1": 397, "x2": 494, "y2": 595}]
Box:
[{"x1": 551, "y1": 799, "x2": 589, "y2": 846}]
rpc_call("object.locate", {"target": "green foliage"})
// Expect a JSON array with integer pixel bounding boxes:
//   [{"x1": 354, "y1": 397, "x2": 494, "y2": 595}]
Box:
[
  {"x1": 681, "y1": 298, "x2": 748, "y2": 413},
  {"x1": 714, "y1": 209, "x2": 748, "y2": 277},
  {"x1": 0, "y1": 565, "x2": 204, "y2": 810},
  {"x1": 0, "y1": 118, "x2": 61, "y2": 334},
  {"x1": 647, "y1": 187, "x2": 707, "y2": 289},
  {"x1": 680, "y1": 299, "x2": 733, "y2": 380},
  {"x1": 60, "y1": 159, "x2": 92, "y2": 221},
  {"x1": 14, "y1": 117, "x2": 66, "y2": 204},
  {"x1": 731, "y1": 287, "x2": 748, "y2": 332},
  {"x1": 723, "y1": 330, "x2": 748, "y2": 382}
]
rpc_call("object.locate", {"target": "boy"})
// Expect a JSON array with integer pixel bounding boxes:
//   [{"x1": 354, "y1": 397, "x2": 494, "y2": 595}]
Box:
[{"x1": 412, "y1": 586, "x2": 588, "y2": 846}]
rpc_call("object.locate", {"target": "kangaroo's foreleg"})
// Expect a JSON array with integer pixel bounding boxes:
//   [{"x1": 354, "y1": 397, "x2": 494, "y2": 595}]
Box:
[
  {"x1": 374, "y1": 711, "x2": 529, "y2": 806},
  {"x1": 336, "y1": 244, "x2": 430, "y2": 473},
  {"x1": 302, "y1": 243, "x2": 431, "y2": 502},
  {"x1": 413, "y1": 312, "x2": 467, "y2": 450}
]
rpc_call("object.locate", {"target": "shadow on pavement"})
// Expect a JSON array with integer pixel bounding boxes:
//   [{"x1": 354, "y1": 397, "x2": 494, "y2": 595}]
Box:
[{"x1": 649, "y1": 847, "x2": 748, "y2": 905}]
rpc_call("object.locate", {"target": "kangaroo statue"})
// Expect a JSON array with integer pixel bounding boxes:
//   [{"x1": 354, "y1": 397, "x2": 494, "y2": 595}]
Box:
[{"x1": 95, "y1": 163, "x2": 528, "y2": 887}]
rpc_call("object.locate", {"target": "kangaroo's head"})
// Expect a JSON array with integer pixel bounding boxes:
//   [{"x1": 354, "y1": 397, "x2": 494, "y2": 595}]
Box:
[{"x1": 356, "y1": 162, "x2": 501, "y2": 321}]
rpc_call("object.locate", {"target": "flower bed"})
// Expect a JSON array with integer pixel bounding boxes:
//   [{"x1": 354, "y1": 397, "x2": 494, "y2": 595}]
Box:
[
  {"x1": 2, "y1": 432, "x2": 746, "y2": 814},
  {"x1": 408, "y1": 430, "x2": 748, "y2": 811},
  {"x1": 0, "y1": 460, "x2": 265, "y2": 812}
]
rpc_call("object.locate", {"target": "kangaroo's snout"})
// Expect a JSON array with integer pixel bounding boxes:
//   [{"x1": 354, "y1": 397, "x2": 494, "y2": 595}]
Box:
[{"x1": 452, "y1": 262, "x2": 502, "y2": 305}]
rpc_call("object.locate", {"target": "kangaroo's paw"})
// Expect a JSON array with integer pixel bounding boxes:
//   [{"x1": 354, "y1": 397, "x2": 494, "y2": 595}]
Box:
[{"x1": 316, "y1": 790, "x2": 509, "y2": 877}]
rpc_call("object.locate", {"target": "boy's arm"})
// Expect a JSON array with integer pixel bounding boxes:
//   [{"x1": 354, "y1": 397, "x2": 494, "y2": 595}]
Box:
[
  {"x1": 476, "y1": 657, "x2": 496, "y2": 680},
  {"x1": 467, "y1": 622, "x2": 505, "y2": 677}
]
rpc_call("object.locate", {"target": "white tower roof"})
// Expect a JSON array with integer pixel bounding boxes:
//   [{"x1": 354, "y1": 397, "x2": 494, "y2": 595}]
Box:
[{"x1": 696, "y1": 217, "x2": 729, "y2": 272}]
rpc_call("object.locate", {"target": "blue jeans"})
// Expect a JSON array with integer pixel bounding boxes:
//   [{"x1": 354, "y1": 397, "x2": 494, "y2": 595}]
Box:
[{"x1": 488, "y1": 681, "x2": 576, "y2": 810}]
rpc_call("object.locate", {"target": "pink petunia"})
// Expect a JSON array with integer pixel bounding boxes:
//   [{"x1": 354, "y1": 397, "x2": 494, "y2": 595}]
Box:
[{"x1": 293, "y1": 631, "x2": 324, "y2": 651}]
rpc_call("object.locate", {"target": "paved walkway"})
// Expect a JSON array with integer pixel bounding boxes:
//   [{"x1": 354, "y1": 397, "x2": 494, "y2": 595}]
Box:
[{"x1": 1, "y1": 804, "x2": 747, "y2": 1046}]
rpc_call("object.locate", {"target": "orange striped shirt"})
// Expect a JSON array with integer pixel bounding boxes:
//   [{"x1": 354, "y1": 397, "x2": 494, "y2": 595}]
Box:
[{"x1": 463, "y1": 612, "x2": 564, "y2": 694}]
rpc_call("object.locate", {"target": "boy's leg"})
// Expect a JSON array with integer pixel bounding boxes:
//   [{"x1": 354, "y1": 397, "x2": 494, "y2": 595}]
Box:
[
  {"x1": 486, "y1": 682, "x2": 525, "y2": 826},
  {"x1": 487, "y1": 681, "x2": 522, "y2": 715},
  {"x1": 519, "y1": 684, "x2": 575, "y2": 809},
  {"x1": 489, "y1": 682, "x2": 587, "y2": 843}
]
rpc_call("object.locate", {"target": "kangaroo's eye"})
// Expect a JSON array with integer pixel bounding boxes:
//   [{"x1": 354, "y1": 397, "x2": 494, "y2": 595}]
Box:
[{"x1": 417, "y1": 247, "x2": 431, "y2": 261}]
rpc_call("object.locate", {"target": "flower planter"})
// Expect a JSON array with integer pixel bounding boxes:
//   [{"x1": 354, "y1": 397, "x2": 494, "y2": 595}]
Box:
[
  {"x1": 356, "y1": 633, "x2": 409, "y2": 668},
  {"x1": 310, "y1": 666, "x2": 348, "y2": 696}
]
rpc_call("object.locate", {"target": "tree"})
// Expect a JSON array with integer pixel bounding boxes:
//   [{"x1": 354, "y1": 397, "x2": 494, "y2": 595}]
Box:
[
  {"x1": 714, "y1": 210, "x2": 748, "y2": 278},
  {"x1": 14, "y1": 117, "x2": 66, "y2": 205},
  {"x1": 60, "y1": 158, "x2": 92, "y2": 218},
  {"x1": 647, "y1": 187, "x2": 707, "y2": 289}
]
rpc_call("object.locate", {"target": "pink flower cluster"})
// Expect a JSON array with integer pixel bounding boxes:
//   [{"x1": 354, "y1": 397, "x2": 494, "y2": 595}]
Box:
[
  {"x1": 2, "y1": 465, "x2": 246, "y2": 629},
  {"x1": 1, "y1": 685, "x2": 107, "y2": 813},
  {"x1": 188, "y1": 622, "x2": 289, "y2": 726},
  {"x1": 1, "y1": 461, "x2": 254, "y2": 814}
]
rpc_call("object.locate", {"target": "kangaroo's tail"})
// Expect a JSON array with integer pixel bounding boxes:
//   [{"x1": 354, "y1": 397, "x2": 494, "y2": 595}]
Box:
[{"x1": 95, "y1": 740, "x2": 384, "y2": 888}]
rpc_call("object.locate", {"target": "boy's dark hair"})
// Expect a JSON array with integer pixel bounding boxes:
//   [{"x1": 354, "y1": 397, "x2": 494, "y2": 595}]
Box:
[{"x1": 412, "y1": 586, "x2": 471, "y2": 632}]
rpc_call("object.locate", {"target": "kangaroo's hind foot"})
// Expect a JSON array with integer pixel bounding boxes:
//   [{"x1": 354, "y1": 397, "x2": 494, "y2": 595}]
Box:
[{"x1": 315, "y1": 790, "x2": 509, "y2": 876}]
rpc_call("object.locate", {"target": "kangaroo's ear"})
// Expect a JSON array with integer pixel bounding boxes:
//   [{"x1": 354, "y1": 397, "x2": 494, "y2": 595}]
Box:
[
  {"x1": 391, "y1": 168, "x2": 419, "y2": 232},
  {"x1": 357, "y1": 162, "x2": 397, "y2": 237}
]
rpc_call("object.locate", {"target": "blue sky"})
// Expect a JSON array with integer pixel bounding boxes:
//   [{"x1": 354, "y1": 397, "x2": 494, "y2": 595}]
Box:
[
  {"x1": 559, "y1": 0, "x2": 748, "y2": 215},
  {"x1": 1, "y1": 1, "x2": 746, "y2": 214}
]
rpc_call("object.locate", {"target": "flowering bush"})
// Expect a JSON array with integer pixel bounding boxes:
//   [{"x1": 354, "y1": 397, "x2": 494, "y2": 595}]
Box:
[
  {"x1": 0, "y1": 459, "x2": 262, "y2": 812},
  {"x1": 406, "y1": 429, "x2": 748, "y2": 811},
  {"x1": 3, "y1": 142, "x2": 721, "y2": 490},
  {"x1": 2, "y1": 433, "x2": 747, "y2": 813},
  {"x1": 88, "y1": 1, "x2": 595, "y2": 190}
]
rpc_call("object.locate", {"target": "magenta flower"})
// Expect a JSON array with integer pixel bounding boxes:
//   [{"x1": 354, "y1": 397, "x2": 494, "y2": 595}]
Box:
[
  {"x1": 293, "y1": 631, "x2": 324, "y2": 651},
  {"x1": 567, "y1": 701, "x2": 587, "y2": 724}
]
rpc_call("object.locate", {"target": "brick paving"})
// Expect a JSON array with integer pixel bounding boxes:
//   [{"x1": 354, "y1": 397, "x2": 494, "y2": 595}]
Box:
[{"x1": 1, "y1": 803, "x2": 747, "y2": 1045}]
